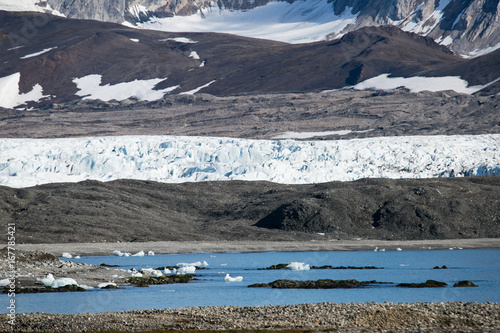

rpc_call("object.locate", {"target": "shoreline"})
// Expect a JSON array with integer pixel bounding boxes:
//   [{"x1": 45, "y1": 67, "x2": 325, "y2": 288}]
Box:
[
  {"x1": 3, "y1": 302, "x2": 500, "y2": 332},
  {"x1": 11, "y1": 238, "x2": 500, "y2": 256}
]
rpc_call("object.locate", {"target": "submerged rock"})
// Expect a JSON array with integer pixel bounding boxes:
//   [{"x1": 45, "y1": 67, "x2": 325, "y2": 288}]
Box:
[
  {"x1": 396, "y1": 280, "x2": 447, "y2": 288},
  {"x1": 3, "y1": 284, "x2": 86, "y2": 294},
  {"x1": 127, "y1": 274, "x2": 195, "y2": 286},
  {"x1": 259, "y1": 263, "x2": 382, "y2": 270},
  {"x1": 453, "y1": 280, "x2": 478, "y2": 287},
  {"x1": 248, "y1": 279, "x2": 391, "y2": 289}
]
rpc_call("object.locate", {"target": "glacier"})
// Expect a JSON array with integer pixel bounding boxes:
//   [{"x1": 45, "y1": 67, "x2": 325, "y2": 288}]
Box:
[{"x1": 0, "y1": 134, "x2": 499, "y2": 188}]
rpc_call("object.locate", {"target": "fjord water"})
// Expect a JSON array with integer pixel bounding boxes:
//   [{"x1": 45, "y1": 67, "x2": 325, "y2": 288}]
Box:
[{"x1": 11, "y1": 249, "x2": 500, "y2": 314}]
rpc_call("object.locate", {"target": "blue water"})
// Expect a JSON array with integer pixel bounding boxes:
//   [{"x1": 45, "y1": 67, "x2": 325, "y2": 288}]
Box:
[{"x1": 4, "y1": 249, "x2": 500, "y2": 314}]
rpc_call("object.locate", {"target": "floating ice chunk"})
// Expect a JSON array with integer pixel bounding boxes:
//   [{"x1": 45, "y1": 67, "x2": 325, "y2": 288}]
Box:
[
  {"x1": 61, "y1": 252, "x2": 72, "y2": 259},
  {"x1": 151, "y1": 270, "x2": 163, "y2": 277},
  {"x1": 132, "y1": 250, "x2": 145, "y2": 257},
  {"x1": 74, "y1": 255, "x2": 81, "y2": 259},
  {"x1": 396, "y1": 248, "x2": 402, "y2": 251},
  {"x1": 287, "y1": 262, "x2": 310, "y2": 270},
  {"x1": 163, "y1": 268, "x2": 172, "y2": 274},
  {"x1": 177, "y1": 261, "x2": 208, "y2": 267},
  {"x1": 37, "y1": 273, "x2": 55, "y2": 286},
  {"x1": 224, "y1": 274, "x2": 243, "y2": 282},
  {"x1": 0, "y1": 278, "x2": 11, "y2": 287},
  {"x1": 147, "y1": 250, "x2": 155, "y2": 256},
  {"x1": 112, "y1": 250, "x2": 131, "y2": 257},
  {"x1": 177, "y1": 266, "x2": 196, "y2": 274},
  {"x1": 79, "y1": 285, "x2": 94, "y2": 290},
  {"x1": 98, "y1": 282, "x2": 117, "y2": 288},
  {"x1": 51, "y1": 277, "x2": 78, "y2": 288}
]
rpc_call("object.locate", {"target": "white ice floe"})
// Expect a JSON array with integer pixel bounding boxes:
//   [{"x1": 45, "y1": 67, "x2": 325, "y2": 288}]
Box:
[
  {"x1": 286, "y1": 262, "x2": 310, "y2": 270},
  {"x1": 224, "y1": 274, "x2": 243, "y2": 282},
  {"x1": 139, "y1": 0, "x2": 357, "y2": 44},
  {"x1": 98, "y1": 282, "x2": 117, "y2": 288},
  {"x1": 0, "y1": 278, "x2": 11, "y2": 287},
  {"x1": 151, "y1": 270, "x2": 163, "y2": 277},
  {"x1": 37, "y1": 273, "x2": 55, "y2": 286},
  {"x1": 177, "y1": 266, "x2": 196, "y2": 274},
  {"x1": 37, "y1": 274, "x2": 79, "y2": 288},
  {"x1": 0, "y1": 134, "x2": 499, "y2": 188},
  {"x1": 20, "y1": 47, "x2": 57, "y2": 59},
  {"x1": 79, "y1": 285, "x2": 94, "y2": 290},
  {"x1": 353, "y1": 74, "x2": 498, "y2": 94},
  {"x1": 147, "y1": 250, "x2": 155, "y2": 256},
  {"x1": 72, "y1": 74, "x2": 179, "y2": 102},
  {"x1": 177, "y1": 261, "x2": 208, "y2": 267},
  {"x1": 0, "y1": 72, "x2": 49, "y2": 108},
  {"x1": 131, "y1": 250, "x2": 145, "y2": 257},
  {"x1": 112, "y1": 250, "x2": 131, "y2": 257},
  {"x1": 163, "y1": 268, "x2": 172, "y2": 274},
  {"x1": 396, "y1": 248, "x2": 403, "y2": 251},
  {"x1": 61, "y1": 252, "x2": 72, "y2": 259},
  {"x1": 50, "y1": 277, "x2": 79, "y2": 288}
]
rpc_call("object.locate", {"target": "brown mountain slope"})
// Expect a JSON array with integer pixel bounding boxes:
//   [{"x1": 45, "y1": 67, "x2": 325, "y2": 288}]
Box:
[
  {"x1": 1, "y1": 11, "x2": 498, "y2": 108},
  {"x1": 2, "y1": 176, "x2": 499, "y2": 244}
]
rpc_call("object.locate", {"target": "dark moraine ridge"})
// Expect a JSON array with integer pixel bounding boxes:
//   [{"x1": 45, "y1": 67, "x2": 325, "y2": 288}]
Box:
[{"x1": 1, "y1": 175, "x2": 499, "y2": 244}]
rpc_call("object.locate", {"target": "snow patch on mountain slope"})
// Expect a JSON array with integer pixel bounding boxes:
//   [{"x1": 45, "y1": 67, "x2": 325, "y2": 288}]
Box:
[
  {"x1": 0, "y1": 134, "x2": 498, "y2": 188},
  {"x1": 72, "y1": 74, "x2": 179, "y2": 101},
  {"x1": 399, "y1": 0, "x2": 452, "y2": 36},
  {"x1": 138, "y1": 0, "x2": 357, "y2": 44},
  {"x1": 20, "y1": 47, "x2": 57, "y2": 59},
  {"x1": 0, "y1": 72, "x2": 49, "y2": 108},
  {"x1": 352, "y1": 74, "x2": 498, "y2": 94},
  {"x1": 0, "y1": 0, "x2": 64, "y2": 16}
]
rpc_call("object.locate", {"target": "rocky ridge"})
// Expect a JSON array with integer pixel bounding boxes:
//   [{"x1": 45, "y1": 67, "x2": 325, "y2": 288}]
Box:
[{"x1": 2, "y1": 176, "x2": 499, "y2": 244}]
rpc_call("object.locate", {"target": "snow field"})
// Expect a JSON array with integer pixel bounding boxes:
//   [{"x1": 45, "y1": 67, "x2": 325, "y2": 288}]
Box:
[{"x1": 0, "y1": 134, "x2": 499, "y2": 188}]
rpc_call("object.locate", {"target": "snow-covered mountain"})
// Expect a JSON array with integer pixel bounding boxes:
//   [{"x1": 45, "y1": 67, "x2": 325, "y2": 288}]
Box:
[
  {"x1": 1, "y1": 134, "x2": 499, "y2": 188},
  {"x1": 4, "y1": 0, "x2": 497, "y2": 56}
]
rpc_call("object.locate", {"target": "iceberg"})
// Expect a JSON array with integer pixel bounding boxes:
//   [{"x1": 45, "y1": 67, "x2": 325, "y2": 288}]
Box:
[
  {"x1": 287, "y1": 262, "x2": 310, "y2": 270},
  {"x1": 177, "y1": 266, "x2": 196, "y2": 274},
  {"x1": 224, "y1": 274, "x2": 243, "y2": 282}
]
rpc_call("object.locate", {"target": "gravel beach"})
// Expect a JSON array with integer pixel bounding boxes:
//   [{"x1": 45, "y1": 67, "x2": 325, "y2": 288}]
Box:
[{"x1": 2, "y1": 302, "x2": 499, "y2": 332}]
